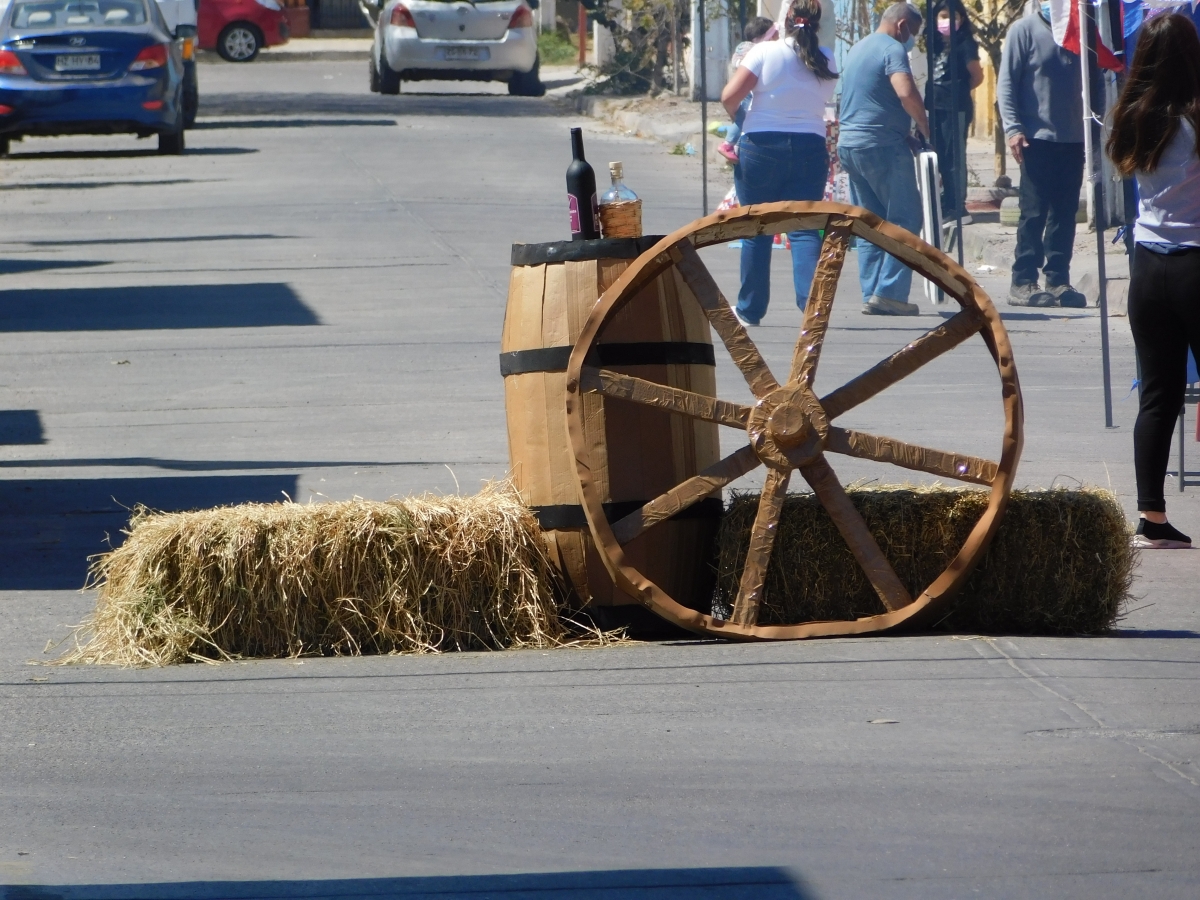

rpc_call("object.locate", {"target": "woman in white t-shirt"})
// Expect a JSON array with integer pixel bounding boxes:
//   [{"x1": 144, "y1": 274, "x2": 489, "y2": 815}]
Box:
[
  {"x1": 720, "y1": 0, "x2": 838, "y2": 325},
  {"x1": 1106, "y1": 12, "x2": 1200, "y2": 549}
]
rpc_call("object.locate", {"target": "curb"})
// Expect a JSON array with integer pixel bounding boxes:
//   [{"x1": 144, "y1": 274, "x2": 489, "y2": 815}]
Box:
[
  {"x1": 574, "y1": 94, "x2": 724, "y2": 156},
  {"x1": 196, "y1": 46, "x2": 371, "y2": 64}
]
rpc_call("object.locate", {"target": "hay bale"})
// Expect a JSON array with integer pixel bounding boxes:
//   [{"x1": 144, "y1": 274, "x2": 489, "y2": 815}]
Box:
[
  {"x1": 715, "y1": 486, "x2": 1134, "y2": 635},
  {"x1": 55, "y1": 483, "x2": 572, "y2": 666}
]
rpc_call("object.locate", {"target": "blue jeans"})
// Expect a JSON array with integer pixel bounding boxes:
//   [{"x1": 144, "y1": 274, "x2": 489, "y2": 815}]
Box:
[
  {"x1": 837, "y1": 142, "x2": 923, "y2": 303},
  {"x1": 733, "y1": 131, "x2": 828, "y2": 323}
]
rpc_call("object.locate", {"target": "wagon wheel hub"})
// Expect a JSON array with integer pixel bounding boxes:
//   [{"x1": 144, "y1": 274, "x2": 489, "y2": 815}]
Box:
[
  {"x1": 564, "y1": 200, "x2": 1023, "y2": 641},
  {"x1": 750, "y1": 384, "x2": 829, "y2": 469}
]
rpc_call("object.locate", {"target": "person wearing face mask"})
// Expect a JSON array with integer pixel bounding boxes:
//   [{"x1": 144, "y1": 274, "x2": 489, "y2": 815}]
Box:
[
  {"x1": 925, "y1": 0, "x2": 984, "y2": 222},
  {"x1": 997, "y1": 1, "x2": 1087, "y2": 308},
  {"x1": 836, "y1": 2, "x2": 931, "y2": 316}
]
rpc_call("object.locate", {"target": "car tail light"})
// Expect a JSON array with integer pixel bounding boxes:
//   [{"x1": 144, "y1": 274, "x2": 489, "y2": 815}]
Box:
[
  {"x1": 142, "y1": 100, "x2": 163, "y2": 109},
  {"x1": 0, "y1": 50, "x2": 27, "y2": 76},
  {"x1": 129, "y1": 44, "x2": 168, "y2": 71},
  {"x1": 390, "y1": 4, "x2": 415, "y2": 27},
  {"x1": 507, "y1": 5, "x2": 533, "y2": 28},
  {"x1": 0, "y1": 104, "x2": 13, "y2": 114}
]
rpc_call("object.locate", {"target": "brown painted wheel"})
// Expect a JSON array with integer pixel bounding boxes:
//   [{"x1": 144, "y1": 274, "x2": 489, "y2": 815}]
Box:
[{"x1": 564, "y1": 201, "x2": 1024, "y2": 640}]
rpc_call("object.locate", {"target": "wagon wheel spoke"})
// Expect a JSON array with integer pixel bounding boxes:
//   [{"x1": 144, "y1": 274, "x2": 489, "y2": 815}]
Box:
[
  {"x1": 789, "y1": 218, "x2": 852, "y2": 389},
  {"x1": 826, "y1": 427, "x2": 998, "y2": 486},
  {"x1": 611, "y1": 444, "x2": 761, "y2": 545},
  {"x1": 798, "y1": 456, "x2": 912, "y2": 612},
  {"x1": 819, "y1": 308, "x2": 985, "y2": 420},
  {"x1": 730, "y1": 467, "x2": 791, "y2": 627},
  {"x1": 670, "y1": 239, "x2": 780, "y2": 398},
  {"x1": 581, "y1": 367, "x2": 752, "y2": 429}
]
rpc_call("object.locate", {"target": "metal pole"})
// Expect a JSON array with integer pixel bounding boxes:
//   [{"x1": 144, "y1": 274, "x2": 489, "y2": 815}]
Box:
[
  {"x1": 923, "y1": 2, "x2": 945, "y2": 302},
  {"x1": 1080, "y1": 0, "x2": 1113, "y2": 427},
  {"x1": 699, "y1": 0, "x2": 708, "y2": 214},
  {"x1": 925, "y1": 2, "x2": 936, "y2": 163},
  {"x1": 673, "y1": 4, "x2": 681, "y2": 96},
  {"x1": 578, "y1": 2, "x2": 587, "y2": 68},
  {"x1": 947, "y1": 2, "x2": 964, "y2": 267}
]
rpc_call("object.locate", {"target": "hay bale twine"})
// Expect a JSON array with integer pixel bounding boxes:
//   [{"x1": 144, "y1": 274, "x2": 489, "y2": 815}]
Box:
[
  {"x1": 715, "y1": 486, "x2": 1134, "y2": 635},
  {"x1": 55, "y1": 483, "x2": 572, "y2": 667}
]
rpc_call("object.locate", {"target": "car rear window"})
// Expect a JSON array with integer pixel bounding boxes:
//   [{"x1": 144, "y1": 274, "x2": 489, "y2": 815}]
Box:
[{"x1": 10, "y1": 0, "x2": 150, "y2": 29}]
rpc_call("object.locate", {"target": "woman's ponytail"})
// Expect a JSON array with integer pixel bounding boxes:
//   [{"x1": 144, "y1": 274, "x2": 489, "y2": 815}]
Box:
[{"x1": 788, "y1": 0, "x2": 836, "y2": 81}]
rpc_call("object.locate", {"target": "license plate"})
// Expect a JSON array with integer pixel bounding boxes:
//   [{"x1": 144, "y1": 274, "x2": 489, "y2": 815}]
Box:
[
  {"x1": 440, "y1": 46, "x2": 486, "y2": 62},
  {"x1": 55, "y1": 54, "x2": 100, "y2": 71}
]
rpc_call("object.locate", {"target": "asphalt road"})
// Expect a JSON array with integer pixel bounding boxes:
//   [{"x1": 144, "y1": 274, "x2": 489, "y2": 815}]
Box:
[{"x1": 0, "y1": 59, "x2": 1197, "y2": 899}]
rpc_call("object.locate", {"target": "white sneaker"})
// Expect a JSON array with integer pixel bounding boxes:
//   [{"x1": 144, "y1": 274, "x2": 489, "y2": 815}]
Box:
[
  {"x1": 733, "y1": 308, "x2": 759, "y2": 327},
  {"x1": 862, "y1": 296, "x2": 919, "y2": 316}
]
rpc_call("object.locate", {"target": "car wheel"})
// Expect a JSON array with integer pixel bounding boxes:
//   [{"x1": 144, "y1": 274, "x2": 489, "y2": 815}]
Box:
[
  {"x1": 158, "y1": 108, "x2": 185, "y2": 155},
  {"x1": 217, "y1": 23, "x2": 262, "y2": 62},
  {"x1": 508, "y1": 54, "x2": 545, "y2": 97},
  {"x1": 183, "y1": 76, "x2": 199, "y2": 128},
  {"x1": 369, "y1": 53, "x2": 380, "y2": 93},
  {"x1": 378, "y1": 50, "x2": 400, "y2": 95}
]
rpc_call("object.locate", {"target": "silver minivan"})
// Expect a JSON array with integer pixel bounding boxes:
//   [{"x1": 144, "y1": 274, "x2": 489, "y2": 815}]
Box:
[{"x1": 369, "y1": 0, "x2": 543, "y2": 96}]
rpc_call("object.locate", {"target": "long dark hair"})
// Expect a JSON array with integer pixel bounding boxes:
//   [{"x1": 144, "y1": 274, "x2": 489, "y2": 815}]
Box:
[
  {"x1": 1108, "y1": 13, "x2": 1200, "y2": 175},
  {"x1": 786, "y1": 0, "x2": 836, "y2": 81},
  {"x1": 929, "y1": 0, "x2": 973, "y2": 55}
]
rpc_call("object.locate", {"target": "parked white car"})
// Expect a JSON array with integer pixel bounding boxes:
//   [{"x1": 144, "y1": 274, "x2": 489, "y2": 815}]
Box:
[{"x1": 369, "y1": 0, "x2": 543, "y2": 96}]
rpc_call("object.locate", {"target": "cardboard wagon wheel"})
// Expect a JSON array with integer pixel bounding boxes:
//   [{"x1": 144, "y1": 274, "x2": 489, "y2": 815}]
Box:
[{"x1": 564, "y1": 201, "x2": 1024, "y2": 640}]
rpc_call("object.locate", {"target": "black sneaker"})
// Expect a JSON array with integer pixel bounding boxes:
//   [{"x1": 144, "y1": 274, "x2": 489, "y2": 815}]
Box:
[
  {"x1": 1133, "y1": 518, "x2": 1193, "y2": 549},
  {"x1": 1046, "y1": 283, "x2": 1088, "y2": 308},
  {"x1": 1008, "y1": 282, "x2": 1056, "y2": 307}
]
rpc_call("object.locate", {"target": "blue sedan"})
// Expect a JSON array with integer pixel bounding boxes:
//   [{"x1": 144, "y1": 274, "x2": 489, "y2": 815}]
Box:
[{"x1": 0, "y1": 0, "x2": 186, "y2": 155}]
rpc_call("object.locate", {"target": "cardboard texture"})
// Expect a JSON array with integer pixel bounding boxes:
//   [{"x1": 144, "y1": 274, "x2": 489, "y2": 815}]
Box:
[
  {"x1": 501, "y1": 240, "x2": 721, "y2": 611},
  {"x1": 564, "y1": 201, "x2": 1024, "y2": 641}
]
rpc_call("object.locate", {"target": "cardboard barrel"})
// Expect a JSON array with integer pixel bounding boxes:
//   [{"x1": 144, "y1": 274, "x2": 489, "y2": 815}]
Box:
[{"x1": 501, "y1": 237, "x2": 722, "y2": 629}]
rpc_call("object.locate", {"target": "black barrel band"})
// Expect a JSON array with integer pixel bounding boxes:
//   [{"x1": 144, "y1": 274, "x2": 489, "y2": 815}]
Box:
[
  {"x1": 500, "y1": 341, "x2": 715, "y2": 377},
  {"x1": 531, "y1": 497, "x2": 724, "y2": 531},
  {"x1": 511, "y1": 236, "x2": 666, "y2": 267}
]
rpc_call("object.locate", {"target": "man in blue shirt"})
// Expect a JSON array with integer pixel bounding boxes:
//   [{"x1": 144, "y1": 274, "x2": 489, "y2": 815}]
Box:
[{"x1": 838, "y1": 2, "x2": 930, "y2": 315}]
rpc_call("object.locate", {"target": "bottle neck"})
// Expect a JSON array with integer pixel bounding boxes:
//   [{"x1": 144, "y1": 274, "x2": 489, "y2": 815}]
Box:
[{"x1": 570, "y1": 129, "x2": 585, "y2": 161}]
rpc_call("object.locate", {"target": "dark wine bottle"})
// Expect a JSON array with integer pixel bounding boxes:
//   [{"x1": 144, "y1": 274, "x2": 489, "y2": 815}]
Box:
[{"x1": 566, "y1": 127, "x2": 599, "y2": 241}]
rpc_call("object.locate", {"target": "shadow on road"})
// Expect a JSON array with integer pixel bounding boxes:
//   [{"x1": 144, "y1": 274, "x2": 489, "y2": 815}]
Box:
[
  {"x1": 201, "y1": 92, "x2": 560, "y2": 119},
  {"x1": 0, "y1": 283, "x2": 320, "y2": 331},
  {"x1": 3, "y1": 147, "x2": 257, "y2": 159},
  {"x1": 1115, "y1": 628, "x2": 1200, "y2": 639},
  {"x1": 0, "y1": 457, "x2": 436, "y2": 471},
  {"x1": 0, "y1": 179, "x2": 199, "y2": 191},
  {"x1": 0, "y1": 411, "x2": 45, "y2": 445},
  {"x1": 194, "y1": 118, "x2": 397, "y2": 130},
  {"x1": 0, "y1": 868, "x2": 816, "y2": 899},
  {"x1": 0, "y1": 259, "x2": 106, "y2": 275},
  {"x1": 0, "y1": 474, "x2": 299, "y2": 590},
  {"x1": 15, "y1": 234, "x2": 290, "y2": 247}
]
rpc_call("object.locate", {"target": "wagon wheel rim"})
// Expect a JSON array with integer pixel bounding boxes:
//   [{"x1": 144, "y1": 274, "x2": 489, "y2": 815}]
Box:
[{"x1": 563, "y1": 201, "x2": 1024, "y2": 640}]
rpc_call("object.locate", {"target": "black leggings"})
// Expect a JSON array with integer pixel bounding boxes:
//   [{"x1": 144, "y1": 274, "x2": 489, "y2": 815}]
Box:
[{"x1": 1129, "y1": 243, "x2": 1200, "y2": 512}]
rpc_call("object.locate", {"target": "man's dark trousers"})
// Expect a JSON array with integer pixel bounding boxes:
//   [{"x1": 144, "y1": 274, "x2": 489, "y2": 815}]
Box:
[{"x1": 1013, "y1": 138, "x2": 1084, "y2": 288}]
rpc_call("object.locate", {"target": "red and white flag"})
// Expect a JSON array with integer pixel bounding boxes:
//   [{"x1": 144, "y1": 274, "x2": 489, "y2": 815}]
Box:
[{"x1": 1045, "y1": 0, "x2": 1125, "y2": 70}]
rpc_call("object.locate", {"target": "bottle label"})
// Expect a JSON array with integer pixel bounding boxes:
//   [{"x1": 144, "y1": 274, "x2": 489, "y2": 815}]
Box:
[
  {"x1": 590, "y1": 193, "x2": 598, "y2": 224},
  {"x1": 568, "y1": 194, "x2": 581, "y2": 234}
]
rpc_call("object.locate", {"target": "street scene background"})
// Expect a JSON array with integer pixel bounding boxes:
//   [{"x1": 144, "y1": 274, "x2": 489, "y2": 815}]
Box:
[{"x1": 1, "y1": 31, "x2": 1198, "y2": 900}]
